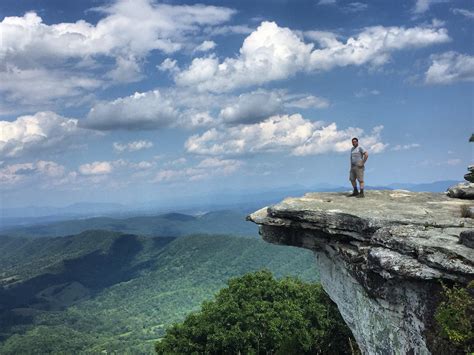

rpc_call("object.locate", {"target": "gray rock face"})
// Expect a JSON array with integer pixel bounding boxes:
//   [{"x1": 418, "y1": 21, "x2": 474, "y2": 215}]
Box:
[
  {"x1": 460, "y1": 230, "x2": 474, "y2": 248},
  {"x1": 247, "y1": 190, "x2": 474, "y2": 354},
  {"x1": 447, "y1": 182, "x2": 474, "y2": 199},
  {"x1": 464, "y1": 165, "x2": 474, "y2": 183}
]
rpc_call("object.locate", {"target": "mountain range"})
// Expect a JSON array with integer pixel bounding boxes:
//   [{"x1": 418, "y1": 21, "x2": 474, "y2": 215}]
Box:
[{"x1": 0, "y1": 230, "x2": 317, "y2": 354}]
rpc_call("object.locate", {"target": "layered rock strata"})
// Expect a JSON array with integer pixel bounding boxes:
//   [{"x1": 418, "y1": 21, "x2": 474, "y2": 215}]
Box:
[{"x1": 247, "y1": 190, "x2": 474, "y2": 354}]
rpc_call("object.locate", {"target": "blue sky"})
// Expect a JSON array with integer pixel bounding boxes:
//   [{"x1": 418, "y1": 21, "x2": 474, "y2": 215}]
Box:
[{"x1": 0, "y1": 0, "x2": 473, "y2": 208}]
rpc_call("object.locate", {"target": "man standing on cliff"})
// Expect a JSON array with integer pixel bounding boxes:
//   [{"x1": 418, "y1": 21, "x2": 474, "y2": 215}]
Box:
[{"x1": 349, "y1": 137, "x2": 368, "y2": 198}]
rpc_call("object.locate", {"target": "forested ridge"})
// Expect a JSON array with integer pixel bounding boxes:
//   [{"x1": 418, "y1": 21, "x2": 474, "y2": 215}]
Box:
[{"x1": 0, "y1": 231, "x2": 320, "y2": 354}]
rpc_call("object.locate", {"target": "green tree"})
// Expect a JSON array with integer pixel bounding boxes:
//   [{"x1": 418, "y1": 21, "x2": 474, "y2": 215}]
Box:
[{"x1": 155, "y1": 270, "x2": 356, "y2": 354}]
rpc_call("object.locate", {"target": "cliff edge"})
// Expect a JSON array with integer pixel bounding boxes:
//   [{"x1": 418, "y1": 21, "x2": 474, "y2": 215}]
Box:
[{"x1": 247, "y1": 190, "x2": 474, "y2": 354}]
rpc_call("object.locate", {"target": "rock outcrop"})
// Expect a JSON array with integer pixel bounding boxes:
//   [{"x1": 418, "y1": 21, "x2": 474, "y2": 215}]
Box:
[
  {"x1": 247, "y1": 190, "x2": 474, "y2": 354},
  {"x1": 464, "y1": 165, "x2": 474, "y2": 183},
  {"x1": 447, "y1": 182, "x2": 474, "y2": 199},
  {"x1": 447, "y1": 135, "x2": 474, "y2": 197}
]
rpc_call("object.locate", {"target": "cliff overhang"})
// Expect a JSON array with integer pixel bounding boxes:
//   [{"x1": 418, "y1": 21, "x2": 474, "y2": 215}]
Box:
[{"x1": 247, "y1": 190, "x2": 474, "y2": 354}]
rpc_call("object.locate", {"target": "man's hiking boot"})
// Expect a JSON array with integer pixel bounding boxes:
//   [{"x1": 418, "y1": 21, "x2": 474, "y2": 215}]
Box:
[
  {"x1": 356, "y1": 190, "x2": 365, "y2": 198},
  {"x1": 348, "y1": 189, "x2": 359, "y2": 197}
]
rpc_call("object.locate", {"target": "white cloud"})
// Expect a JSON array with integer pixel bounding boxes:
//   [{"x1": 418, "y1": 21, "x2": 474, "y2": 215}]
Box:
[
  {"x1": 391, "y1": 143, "x2": 421, "y2": 151},
  {"x1": 113, "y1": 140, "x2": 154, "y2": 152},
  {"x1": 82, "y1": 90, "x2": 179, "y2": 130},
  {"x1": 194, "y1": 40, "x2": 217, "y2": 52},
  {"x1": 413, "y1": 0, "x2": 448, "y2": 14},
  {"x1": 81, "y1": 87, "x2": 290, "y2": 131},
  {"x1": 0, "y1": 111, "x2": 87, "y2": 158},
  {"x1": 0, "y1": 160, "x2": 71, "y2": 187},
  {"x1": 80, "y1": 87, "x2": 226, "y2": 131},
  {"x1": 285, "y1": 94, "x2": 330, "y2": 109},
  {"x1": 318, "y1": 0, "x2": 337, "y2": 5},
  {"x1": 175, "y1": 21, "x2": 450, "y2": 92},
  {"x1": 0, "y1": 157, "x2": 161, "y2": 191},
  {"x1": 218, "y1": 90, "x2": 284, "y2": 124},
  {"x1": 79, "y1": 161, "x2": 113, "y2": 175},
  {"x1": 179, "y1": 110, "x2": 215, "y2": 129},
  {"x1": 451, "y1": 8, "x2": 474, "y2": 19},
  {"x1": 158, "y1": 58, "x2": 178, "y2": 73},
  {"x1": 0, "y1": 0, "x2": 235, "y2": 104},
  {"x1": 153, "y1": 157, "x2": 242, "y2": 183},
  {"x1": 175, "y1": 22, "x2": 313, "y2": 92},
  {"x1": 0, "y1": 66, "x2": 101, "y2": 106},
  {"x1": 106, "y1": 56, "x2": 143, "y2": 83},
  {"x1": 185, "y1": 113, "x2": 387, "y2": 156},
  {"x1": 0, "y1": 1, "x2": 235, "y2": 62},
  {"x1": 0, "y1": 162, "x2": 35, "y2": 185},
  {"x1": 308, "y1": 25, "x2": 449, "y2": 71},
  {"x1": 425, "y1": 52, "x2": 474, "y2": 85}
]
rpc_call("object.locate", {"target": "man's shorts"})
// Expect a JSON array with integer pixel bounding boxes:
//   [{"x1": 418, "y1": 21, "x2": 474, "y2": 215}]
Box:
[{"x1": 349, "y1": 165, "x2": 364, "y2": 182}]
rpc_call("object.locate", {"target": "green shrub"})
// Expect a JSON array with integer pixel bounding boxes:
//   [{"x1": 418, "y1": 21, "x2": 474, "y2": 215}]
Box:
[{"x1": 435, "y1": 281, "x2": 474, "y2": 352}]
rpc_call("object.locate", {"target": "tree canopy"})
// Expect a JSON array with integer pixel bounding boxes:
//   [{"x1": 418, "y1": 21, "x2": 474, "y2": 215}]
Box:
[{"x1": 155, "y1": 270, "x2": 356, "y2": 354}]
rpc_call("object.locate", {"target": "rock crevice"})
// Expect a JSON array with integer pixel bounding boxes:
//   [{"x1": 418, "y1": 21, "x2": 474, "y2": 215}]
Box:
[{"x1": 247, "y1": 190, "x2": 473, "y2": 354}]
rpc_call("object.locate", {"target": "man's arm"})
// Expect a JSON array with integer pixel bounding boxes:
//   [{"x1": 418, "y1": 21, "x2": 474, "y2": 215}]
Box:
[{"x1": 363, "y1": 151, "x2": 368, "y2": 163}]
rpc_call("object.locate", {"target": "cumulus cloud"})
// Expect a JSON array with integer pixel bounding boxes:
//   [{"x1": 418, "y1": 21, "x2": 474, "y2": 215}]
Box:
[
  {"x1": 81, "y1": 88, "x2": 289, "y2": 131},
  {"x1": 451, "y1": 8, "x2": 474, "y2": 19},
  {"x1": 82, "y1": 90, "x2": 179, "y2": 130},
  {"x1": 79, "y1": 161, "x2": 113, "y2": 175},
  {"x1": 425, "y1": 52, "x2": 474, "y2": 85},
  {"x1": 175, "y1": 22, "x2": 313, "y2": 92},
  {"x1": 179, "y1": 110, "x2": 215, "y2": 128},
  {"x1": 0, "y1": 1, "x2": 234, "y2": 63},
  {"x1": 0, "y1": 0, "x2": 235, "y2": 104},
  {"x1": 0, "y1": 66, "x2": 101, "y2": 106},
  {"x1": 153, "y1": 157, "x2": 242, "y2": 183},
  {"x1": 0, "y1": 160, "x2": 75, "y2": 188},
  {"x1": 0, "y1": 157, "x2": 161, "y2": 191},
  {"x1": 218, "y1": 90, "x2": 284, "y2": 124},
  {"x1": 106, "y1": 56, "x2": 143, "y2": 83},
  {"x1": 80, "y1": 87, "x2": 226, "y2": 131},
  {"x1": 158, "y1": 58, "x2": 179, "y2": 73},
  {"x1": 185, "y1": 113, "x2": 387, "y2": 156},
  {"x1": 308, "y1": 24, "x2": 449, "y2": 70},
  {"x1": 175, "y1": 21, "x2": 450, "y2": 92},
  {"x1": 0, "y1": 111, "x2": 87, "y2": 158},
  {"x1": 194, "y1": 40, "x2": 217, "y2": 52}
]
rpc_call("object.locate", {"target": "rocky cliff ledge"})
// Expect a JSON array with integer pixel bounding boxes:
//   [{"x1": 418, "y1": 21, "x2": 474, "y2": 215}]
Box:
[{"x1": 247, "y1": 190, "x2": 473, "y2": 354}]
